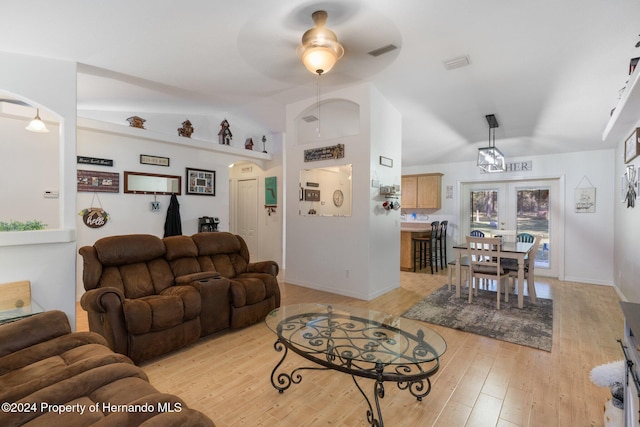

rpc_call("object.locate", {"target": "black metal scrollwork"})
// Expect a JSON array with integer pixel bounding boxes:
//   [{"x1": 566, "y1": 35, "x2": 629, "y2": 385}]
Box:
[{"x1": 269, "y1": 307, "x2": 442, "y2": 426}]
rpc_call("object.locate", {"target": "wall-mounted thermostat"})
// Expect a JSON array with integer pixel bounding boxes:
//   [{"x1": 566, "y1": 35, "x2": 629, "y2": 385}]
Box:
[{"x1": 43, "y1": 190, "x2": 59, "y2": 199}]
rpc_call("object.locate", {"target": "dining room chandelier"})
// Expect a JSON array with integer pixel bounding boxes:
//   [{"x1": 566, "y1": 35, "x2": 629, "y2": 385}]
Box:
[
  {"x1": 477, "y1": 114, "x2": 505, "y2": 173},
  {"x1": 297, "y1": 10, "x2": 344, "y2": 76}
]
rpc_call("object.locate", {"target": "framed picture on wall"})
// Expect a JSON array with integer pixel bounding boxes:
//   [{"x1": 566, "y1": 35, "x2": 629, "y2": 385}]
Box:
[
  {"x1": 625, "y1": 128, "x2": 640, "y2": 163},
  {"x1": 185, "y1": 167, "x2": 215, "y2": 196}
]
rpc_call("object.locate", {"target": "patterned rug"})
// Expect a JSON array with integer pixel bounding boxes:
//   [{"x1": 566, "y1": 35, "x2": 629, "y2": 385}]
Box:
[{"x1": 402, "y1": 285, "x2": 553, "y2": 352}]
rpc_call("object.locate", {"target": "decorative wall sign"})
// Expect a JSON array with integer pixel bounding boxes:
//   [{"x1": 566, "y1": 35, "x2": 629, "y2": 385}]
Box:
[
  {"x1": 625, "y1": 128, "x2": 640, "y2": 164},
  {"x1": 140, "y1": 154, "x2": 170, "y2": 167},
  {"x1": 265, "y1": 176, "x2": 277, "y2": 205},
  {"x1": 575, "y1": 188, "x2": 596, "y2": 213},
  {"x1": 79, "y1": 208, "x2": 110, "y2": 228},
  {"x1": 379, "y1": 156, "x2": 393, "y2": 167},
  {"x1": 77, "y1": 170, "x2": 119, "y2": 193},
  {"x1": 186, "y1": 167, "x2": 215, "y2": 196},
  {"x1": 79, "y1": 193, "x2": 110, "y2": 228},
  {"x1": 575, "y1": 175, "x2": 596, "y2": 213},
  {"x1": 304, "y1": 143, "x2": 345, "y2": 162},
  {"x1": 77, "y1": 156, "x2": 114, "y2": 167},
  {"x1": 304, "y1": 189, "x2": 320, "y2": 201}
]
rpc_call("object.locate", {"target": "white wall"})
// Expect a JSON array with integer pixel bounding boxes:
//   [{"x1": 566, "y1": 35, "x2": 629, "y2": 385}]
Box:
[
  {"x1": 614, "y1": 121, "x2": 640, "y2": 302},
  {"x1": 403, "y1": 149, "x2": 615, "y2": 286},
  {"x1": 0, "y1": 114, "x2": 60, "y2": 229},
  {"x1": 285, "y1": 83, "x2": 401, "y2": 300},
  {"x1": 0, "y1": 52, "x2": 78, "y2": 327}
]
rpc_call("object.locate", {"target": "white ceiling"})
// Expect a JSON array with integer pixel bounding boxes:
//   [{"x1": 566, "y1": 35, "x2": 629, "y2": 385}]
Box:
[{"x1": 2, "y1": 0, "x2": 639, "y2": 166}]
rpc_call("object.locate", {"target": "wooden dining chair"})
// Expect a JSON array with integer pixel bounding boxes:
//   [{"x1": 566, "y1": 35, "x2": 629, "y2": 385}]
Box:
[
  {"x1": 505, "y1": 234, "x2": 542, "y2": 300},
  {"x1": 466, "y1": 236, "x2": 510, "y2": 309},
  {"x1": 469, "y1": 230, "x2": 485, "y2": 237}
]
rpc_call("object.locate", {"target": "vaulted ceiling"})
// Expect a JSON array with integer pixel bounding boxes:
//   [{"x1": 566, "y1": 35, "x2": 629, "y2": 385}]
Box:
[{"x1": 2, "y1": 0, "x2": 639, "y2": 166}]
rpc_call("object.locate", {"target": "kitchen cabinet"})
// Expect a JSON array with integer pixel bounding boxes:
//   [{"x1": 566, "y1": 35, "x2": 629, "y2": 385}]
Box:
[{"x1": 401, "y1": 173, "x2": 442, "y2": 209}]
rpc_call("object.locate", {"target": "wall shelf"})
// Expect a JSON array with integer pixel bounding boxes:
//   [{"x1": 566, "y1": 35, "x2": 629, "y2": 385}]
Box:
[
  {"x1": 603, "y1": 64, "x2": 640, "y2": 145},
  {"x1": 77, "y1": 117, "x2": 272, "y2": 167}
]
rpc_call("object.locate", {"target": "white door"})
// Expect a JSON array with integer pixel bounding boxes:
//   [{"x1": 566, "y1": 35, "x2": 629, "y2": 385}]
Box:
[
  {"x1": 236, "y1": 178, "x2": 258, "y2": 259},
  {"x1": 461, "y1": 179, "x2": 560, "y2": 277}
]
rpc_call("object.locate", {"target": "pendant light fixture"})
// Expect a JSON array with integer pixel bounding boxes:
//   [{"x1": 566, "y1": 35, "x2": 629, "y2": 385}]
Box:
[
  {"x1": 25, "y1": 108, "x2": 49, "y2": 133},
  {"x1": 477, "y1": 114, "x2": 505, "y2": 173}
]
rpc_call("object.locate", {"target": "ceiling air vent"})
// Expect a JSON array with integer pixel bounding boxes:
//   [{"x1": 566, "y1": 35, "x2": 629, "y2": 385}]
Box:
[
  {"x1": 368, "y1": 44, "x2": 398, "y2": 57},
  {"x1": 443, "y1": 55, "x2": 471, "y2": 70},
  {"x1": 302, "y1": 115, "x2": 318, "y2": 123}
]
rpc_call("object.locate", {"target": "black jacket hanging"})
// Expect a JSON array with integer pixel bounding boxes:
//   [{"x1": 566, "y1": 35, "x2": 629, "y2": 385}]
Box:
[{"x1": 164, "y1": 193, "x2": 182, "y2": 237}]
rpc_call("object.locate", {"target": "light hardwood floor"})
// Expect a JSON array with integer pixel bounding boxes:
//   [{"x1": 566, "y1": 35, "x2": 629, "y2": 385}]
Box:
[{"x1": 76, "y1": 270, "x2": 623, "y2": 427}]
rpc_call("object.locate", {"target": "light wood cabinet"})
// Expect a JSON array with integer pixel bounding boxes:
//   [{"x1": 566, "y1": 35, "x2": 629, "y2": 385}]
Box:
[
  {"x1": 400, "y1": 230, "x2": 430, "y2": 271},
  {"x1": 401, "y1": 173, "x2": 442, "y2": 209},
  {"x1": 401, "y1": 176, "x2": 417, "y2": 208}
]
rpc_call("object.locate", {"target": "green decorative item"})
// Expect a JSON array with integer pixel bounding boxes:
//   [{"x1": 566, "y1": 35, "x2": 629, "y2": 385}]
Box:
[
  {"x1": 0, "y1": 220, "x2": 47, "y2": 232},
  {"x1": 265, "y1": 176, "x2": 277, "y2": 205}
]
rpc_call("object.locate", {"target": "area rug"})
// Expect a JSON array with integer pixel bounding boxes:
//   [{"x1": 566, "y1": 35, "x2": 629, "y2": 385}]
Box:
[{"x1": 402, "y1": 285, "x2": 553, "y2": 352}]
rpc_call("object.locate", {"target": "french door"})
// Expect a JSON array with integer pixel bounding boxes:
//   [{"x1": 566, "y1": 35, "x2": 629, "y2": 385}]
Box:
[{"x1": 461, "y1": 179, "x2": 559, "y2": 277}]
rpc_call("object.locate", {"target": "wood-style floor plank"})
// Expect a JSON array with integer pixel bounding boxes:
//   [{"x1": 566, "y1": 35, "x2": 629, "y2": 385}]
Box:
[{"x1": 76, "y1": 269, "x2": 623, "y2": 426}]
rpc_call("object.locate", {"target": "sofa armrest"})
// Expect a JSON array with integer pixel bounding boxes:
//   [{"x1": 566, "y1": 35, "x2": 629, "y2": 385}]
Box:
[
  {"x1": 246, "y1": 260, "x2": 279, "y2": 277},
  {"x1": 175, "y1": 271, "x2": 220, "y2": 284},
  {"x1": 0, "y1": 310, "x2": 71, "y2": 358},
  {"x1": 80, "y1": 288, "x2": 128, "y2": 356}
]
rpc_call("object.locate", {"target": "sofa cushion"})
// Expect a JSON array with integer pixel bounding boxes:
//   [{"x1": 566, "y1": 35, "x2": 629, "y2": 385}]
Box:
[
  {"x1": 123, "y1": 285, "x2": 200, "y2": 335},
  {"x1": 164, "y1": 235, "x2": 202, "y2": 277},
  {"x1": 95, "y1": 234, "x2": 166, "y2": 266}
]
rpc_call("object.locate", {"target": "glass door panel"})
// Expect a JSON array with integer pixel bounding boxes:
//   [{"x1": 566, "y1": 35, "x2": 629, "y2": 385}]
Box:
[
  {"x1": 515, "y1": 187, "x2": 550, "y2": 269},
  {"x1": 462, "y1": 179, "x2": 558, "y2": 277},
  {"x1": 469, "y1": 190, "x2": 499, "y2": 236}
]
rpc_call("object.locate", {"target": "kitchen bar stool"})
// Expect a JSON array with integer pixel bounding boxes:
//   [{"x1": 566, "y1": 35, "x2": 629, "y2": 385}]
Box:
[
  {"x1": 435, "y1": 220, "x2": 448, "y2": 270},
  {"x1": 412, "y1": 234, "x2": 434, "y2": 274}
]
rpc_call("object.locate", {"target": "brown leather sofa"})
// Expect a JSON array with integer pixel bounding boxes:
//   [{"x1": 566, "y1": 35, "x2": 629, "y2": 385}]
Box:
[
  {"x1": 0, "y1": 310, "x2": 214, "y2": 426},
  {"x1": 79, "y1": 232, "x2": 280, "y2": 363}
]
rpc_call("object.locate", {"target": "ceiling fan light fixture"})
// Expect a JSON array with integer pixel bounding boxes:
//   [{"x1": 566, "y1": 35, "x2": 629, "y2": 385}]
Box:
[
  {"x1": 298, "y1": 10, "x2": 344, "y2": 75},
  {"x1": 25, "y1": 109, "x2": 49, "y2": 133}
]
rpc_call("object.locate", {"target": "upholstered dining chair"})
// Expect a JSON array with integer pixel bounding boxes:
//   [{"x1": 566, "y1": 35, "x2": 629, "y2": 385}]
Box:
[
  {"x1": 466, "y1": 236, "x2": 510, "y2": 309},
  {"x1": 505, "y1": 234, "x2": 542, "y2": 301}
]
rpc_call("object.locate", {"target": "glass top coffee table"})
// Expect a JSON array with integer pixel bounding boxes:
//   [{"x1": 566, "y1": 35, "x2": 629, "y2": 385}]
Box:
[{"x1": 265, "y1": 303, "x2": 447, "y2": 426}]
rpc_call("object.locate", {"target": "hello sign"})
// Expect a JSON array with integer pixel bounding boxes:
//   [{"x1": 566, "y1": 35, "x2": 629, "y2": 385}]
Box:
[{"x1": 80, "y1": 208, "x2": 109, "y2": 228}]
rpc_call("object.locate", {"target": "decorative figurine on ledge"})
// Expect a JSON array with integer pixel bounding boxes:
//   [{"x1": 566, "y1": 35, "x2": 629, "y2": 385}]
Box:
[
  {"x1": 244, "y1": 138, "x2": 254, "y2": 150},
  {"x1": 127, "y1": 116, "x2": 146, "y2": 129},
  {"x1": 262, "y1": 135, "x2": 267, "y2": 153},
  {"x1": 218, "y1": 119, "x2": 232, "y2": 145},
  {"x1": 177, "y1": 119, "x2": 194, "y2": 138}
]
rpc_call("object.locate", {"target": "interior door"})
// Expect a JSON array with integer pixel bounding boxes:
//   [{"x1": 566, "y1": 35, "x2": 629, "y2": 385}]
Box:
[
  {"x1": 236, "y1": 178, "x2": 258, "y2": 259},
  {"x1": 461, "y1": 179, "x2": 559, "y2": 277}
]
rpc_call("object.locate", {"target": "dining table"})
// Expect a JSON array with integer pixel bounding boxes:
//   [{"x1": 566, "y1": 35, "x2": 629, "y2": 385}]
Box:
[{"x1": 452, "y1": 240, "x2": 536, "y2": 309}]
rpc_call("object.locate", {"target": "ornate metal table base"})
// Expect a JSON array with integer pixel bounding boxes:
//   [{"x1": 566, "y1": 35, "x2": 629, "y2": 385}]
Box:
[{"x1": 267, "y1": 306, "x2": 444, "y2": 427}]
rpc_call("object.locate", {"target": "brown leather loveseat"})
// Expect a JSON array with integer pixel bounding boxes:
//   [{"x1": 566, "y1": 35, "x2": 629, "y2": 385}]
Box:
[
  {"x1": 79, "y1": 232, "x2": 280, "y2": 364},
  {"x1": 0, "y1": 310, "x2": 214, "y2": 426}
]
